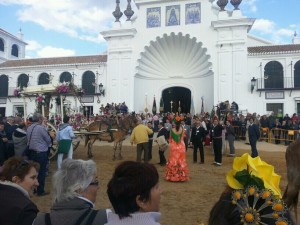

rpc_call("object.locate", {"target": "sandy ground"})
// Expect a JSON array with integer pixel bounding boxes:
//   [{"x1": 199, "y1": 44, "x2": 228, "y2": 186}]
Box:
[{"x1": 32, "y1": 138, "x2": 300, "y2": 225}]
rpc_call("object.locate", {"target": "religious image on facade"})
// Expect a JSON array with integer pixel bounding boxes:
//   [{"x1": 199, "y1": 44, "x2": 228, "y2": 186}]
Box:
[
  {"x1": 185, "y1": 3, "x2": 201, "y2": 24},
  {"x1": 147, "y1": 7, "x2": 161, "y2": 28},
  {"x1": 166, "y1": 5, "x2": 180, "y2": 26}
]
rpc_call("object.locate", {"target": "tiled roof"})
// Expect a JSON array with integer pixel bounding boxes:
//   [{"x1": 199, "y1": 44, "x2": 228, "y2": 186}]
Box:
[
  {"x1": 0, "y1": 55, "x2": 107, "y2": 68},
  {"x1": 248, "y1": 44, "x2": 300, "y2": 55}
]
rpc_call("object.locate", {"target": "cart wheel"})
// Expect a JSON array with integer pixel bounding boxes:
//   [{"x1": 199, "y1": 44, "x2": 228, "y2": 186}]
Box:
[
  {"x1": 72, "y1": 140, "x2": 80, "y2": 151},
  {"x1": 47, "y1": 123, "x2": 57, "y2": 160},
  {"x1": 48, "y1": 145, "x2": 58, "y2": 160}
]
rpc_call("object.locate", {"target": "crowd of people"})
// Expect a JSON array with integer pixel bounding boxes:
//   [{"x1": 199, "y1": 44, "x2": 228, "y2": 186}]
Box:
[
  {"x1": 0, "y1": 155, "x2": 296, "y2": 224},
  {"x1": 0, "y1": 110, "x2": 298, "y2": 224}
]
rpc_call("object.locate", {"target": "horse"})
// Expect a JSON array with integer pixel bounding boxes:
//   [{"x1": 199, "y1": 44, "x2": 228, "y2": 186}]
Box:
[
  {"x1": 283, "y1": 137, "x2": 300, "y2": 223},
  {"x1": 84, "y1": 113, "x2": 138, "y2": 159}
]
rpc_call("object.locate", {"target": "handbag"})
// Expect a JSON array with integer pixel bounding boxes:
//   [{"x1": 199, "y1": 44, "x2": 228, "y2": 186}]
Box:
[
  {"x1": 23, "y1": 124, "x2": 38, "y2": 157},
  {"x1": 157, "y1": 135, "x2": 169, "y2": 151},
  {"x1": 23, "y1": 145, "x2": 31, "y2": 157}
]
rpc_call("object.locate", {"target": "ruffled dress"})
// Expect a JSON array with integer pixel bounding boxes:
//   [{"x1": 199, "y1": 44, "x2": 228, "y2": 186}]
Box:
[{"x1": 165, "y1": 129, "x2": 189, "y2": 182}]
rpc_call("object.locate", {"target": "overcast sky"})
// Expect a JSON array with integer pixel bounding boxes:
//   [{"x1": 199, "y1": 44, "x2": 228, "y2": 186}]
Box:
[{"x1": 0, "y1": 0, "x2": 298, "y2": 58}]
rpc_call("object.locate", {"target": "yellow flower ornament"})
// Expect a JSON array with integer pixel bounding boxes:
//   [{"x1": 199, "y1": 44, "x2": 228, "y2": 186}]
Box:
[{"x1": 226, "y1": 153, "x2": 282, "y2": 197}]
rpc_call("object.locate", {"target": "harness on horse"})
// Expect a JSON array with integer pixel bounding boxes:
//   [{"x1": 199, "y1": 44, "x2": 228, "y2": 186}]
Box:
[{"x1": 99, "y1": 119, "x2": 115, "y2": 142}]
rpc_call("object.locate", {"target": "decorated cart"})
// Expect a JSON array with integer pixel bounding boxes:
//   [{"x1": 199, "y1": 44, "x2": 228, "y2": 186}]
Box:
[{"x1": 20, "y1": 81, "x2": 84, "y2": 159}]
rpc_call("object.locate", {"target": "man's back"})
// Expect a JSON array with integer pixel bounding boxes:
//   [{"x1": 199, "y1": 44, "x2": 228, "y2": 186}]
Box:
[{"x1": 130, "y1": 124, "x2": 153, "y2": 144}]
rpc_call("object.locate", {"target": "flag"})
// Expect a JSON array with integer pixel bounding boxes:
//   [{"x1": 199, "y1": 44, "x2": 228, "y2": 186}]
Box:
[
  {"x1": 190, "y1": 96, "x2": 195, "y2": 115},
  {"x1": 152, "y1": 96, "x2": 157, "y2": 114},
  {"x1": 159, "y1": 97, "x2": 164, "y2": 113},
  {"x1": 201, "y1": 97, "x2": 204, "y2": 114}
]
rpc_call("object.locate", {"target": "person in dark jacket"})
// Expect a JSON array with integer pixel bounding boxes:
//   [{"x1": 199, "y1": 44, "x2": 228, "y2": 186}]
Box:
[
  {"x1": 190, "y1": 120, "x2": 207, "y2": 163},
  {"x1": 147, "y1": 122, "x2": 154, "y2": 161},
  {"x1": 225, "y1": 120, "x2": 235, "y2": 157},
  {"x1": 211, "y1": 119, "x2": 224, "y2": 166},
  {"x1": 156, "y1": 122, "x2": 169, "y2": 166},
  {"x1": 0, "y1": 156, "x2": 40, "y2": 225},
  {"x1": 13, "y1": 122, "x2": 27, "y2": 157},
  {"x1": 248, "y1": 117, "x2": 260, "y2": 157},
  {"x1": 4, "y1": 116, "x2": 18, "y2": 160},
  {"x1": 0, "y1": 121, "x2": 8, "y2": 166}
]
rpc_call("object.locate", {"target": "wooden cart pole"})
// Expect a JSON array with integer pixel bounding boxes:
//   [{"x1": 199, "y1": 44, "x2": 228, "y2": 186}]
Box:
[
  {"x1": 60, "y1": 95, "x2": 64, "y2": 118},
  {"x1": 42, "y1": 104, "x2": 45, "y2": 117},
  {"x1": 23, "y1": 96, "x2": 27, "y2": 120}
]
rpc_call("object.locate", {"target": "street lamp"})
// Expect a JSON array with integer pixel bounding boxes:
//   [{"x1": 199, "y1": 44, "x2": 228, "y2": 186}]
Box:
[
  {"x1": 98, "y1": 83, "x2": 105, "y2": 96},
  {"x1": 95, "y1": 83, "x2": 105, "y2": 104},
  {"x1": 251, "y1": 77, "x2": 257, "y2": 93}
]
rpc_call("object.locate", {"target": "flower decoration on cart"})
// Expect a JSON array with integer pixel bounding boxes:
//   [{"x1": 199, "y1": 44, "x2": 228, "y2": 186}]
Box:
[
  {"x1": 13, "y1": 87, "x2": 22, "y2": 97},
  {"x1": 76, "y1": 87, "x2": 85, "y2": 96},
  {"x1": 70, "y1": 82, "x2": 85, "y2": 96},
  {"x1": 69, "y1": 113, "x2": 84, "y2": 130},
  {"x1": 56, "y1": 82, "x2": 70, "y2": 94},
  {"x1": 35, "y1": 94, "x2": 46, "y2": 105}
]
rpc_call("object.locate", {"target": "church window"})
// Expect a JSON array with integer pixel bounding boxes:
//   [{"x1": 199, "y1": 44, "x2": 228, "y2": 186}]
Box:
[
  {"x1": 18, "y1": 74, "x2": 29, "y2": 89},
  {"x1": 38, "y1": 73, "x2": 50, "y2": 85},
  {"x1": 0, "y1": 38, "x2": 4, "y2": 52},
  {"x1": 264, "y1": 61, "x2": 283, "y2": 89},
  {"x1": 82, "y1": 71, "x2": 95, "y2": 95},
  {"x1": 11, "y1": 44, "x2": 19, "y2": 57},
  {"x1": 0, "y1": 75, "x2": 9, "y2": 97},
  {"x1": 294, "y1": 61, "x2": 300, "y2": 88},
  {"x1": 60, "y1": 72, "x2": 72, "y2": 83}
]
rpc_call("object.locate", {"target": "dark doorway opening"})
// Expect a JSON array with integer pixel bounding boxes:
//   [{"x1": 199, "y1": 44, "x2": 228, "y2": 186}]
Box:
[
  {"x1": 0, "y1": 107, "x2": 6, "y2": 117},
  {"x1": 162, "y1": 87, "x2": 191, "y2": 113}
]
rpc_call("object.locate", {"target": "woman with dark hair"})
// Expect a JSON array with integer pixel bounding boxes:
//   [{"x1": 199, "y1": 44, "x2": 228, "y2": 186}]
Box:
[
  {"x1": 208, "y1": 153, "x2": 295, "y2": 225},
  {"x1": 165, "y1": 116, "x2": 189, "y2": 181},
  {"x1": 106, "y1": 161, "x2": 162, "y2": 225},
  {"x1": 0, "y1": 156, "x2": 40, "y2": 225}
]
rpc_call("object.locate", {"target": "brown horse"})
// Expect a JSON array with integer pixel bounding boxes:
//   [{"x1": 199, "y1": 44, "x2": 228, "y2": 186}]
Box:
[
  {"x1": 283, "y1": 138, "x2": 300, "y2": 223},
  {"x1": 84, "y1": 113, "x2": 138, "y2": 159}
]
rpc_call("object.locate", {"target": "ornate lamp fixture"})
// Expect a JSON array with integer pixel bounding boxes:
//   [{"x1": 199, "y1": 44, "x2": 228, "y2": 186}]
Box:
[
  {"x1": 98, "y1": 83, "x2": 105, "y2": 96},
  {"x1": 251, "y1": 77, "x2": 257, "y2": 93}
]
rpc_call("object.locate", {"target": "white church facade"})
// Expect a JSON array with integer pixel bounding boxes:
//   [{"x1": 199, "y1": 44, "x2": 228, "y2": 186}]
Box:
[{"x1": 0, "y1": 0, "x2": 300, "y2": 118}]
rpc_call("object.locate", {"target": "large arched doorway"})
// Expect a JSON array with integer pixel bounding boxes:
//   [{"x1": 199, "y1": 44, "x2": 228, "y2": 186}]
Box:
[{"x1": 162, "y1": 87, "x2": 191, "y2": 113}]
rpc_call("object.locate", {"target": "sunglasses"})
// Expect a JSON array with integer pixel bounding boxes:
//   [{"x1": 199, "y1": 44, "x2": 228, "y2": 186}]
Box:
[{"x1": 89, "y1": 179, "x2": 100, "y2": 186}]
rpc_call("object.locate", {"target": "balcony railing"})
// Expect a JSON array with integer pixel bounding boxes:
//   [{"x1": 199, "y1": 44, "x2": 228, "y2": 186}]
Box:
[{"x1": 256, "y1": 77, "x2": 300, "y2": 91}]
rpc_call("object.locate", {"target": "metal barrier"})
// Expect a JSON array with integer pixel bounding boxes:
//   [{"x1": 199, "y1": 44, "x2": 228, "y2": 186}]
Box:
[{"x1": 232, "y1": 126, "x2": 299, "y2": 144}]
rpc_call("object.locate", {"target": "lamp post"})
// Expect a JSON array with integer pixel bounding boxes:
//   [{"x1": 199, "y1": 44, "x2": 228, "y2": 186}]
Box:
[
  {"x1": 95, "y1": 83, "x2": 105, "y2": 104},
  {"x1": 251, "y1": 77, "x2": 257, "y2": 93}
]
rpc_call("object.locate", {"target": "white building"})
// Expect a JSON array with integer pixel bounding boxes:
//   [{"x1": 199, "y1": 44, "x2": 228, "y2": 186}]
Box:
[{"x1": 0, "y1": 0, "x2": 300, "y2": 118}]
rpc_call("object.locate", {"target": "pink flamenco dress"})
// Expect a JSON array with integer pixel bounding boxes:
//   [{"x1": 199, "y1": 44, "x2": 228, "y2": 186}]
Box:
[{"x1": 165, "y1": 129, "x2": 189, "y2": 182}]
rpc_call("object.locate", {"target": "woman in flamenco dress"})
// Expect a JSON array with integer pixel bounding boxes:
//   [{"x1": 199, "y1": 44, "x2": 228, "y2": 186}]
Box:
[{"x1": 165, "y1": 116, "x2": 189, "y2": 182}]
